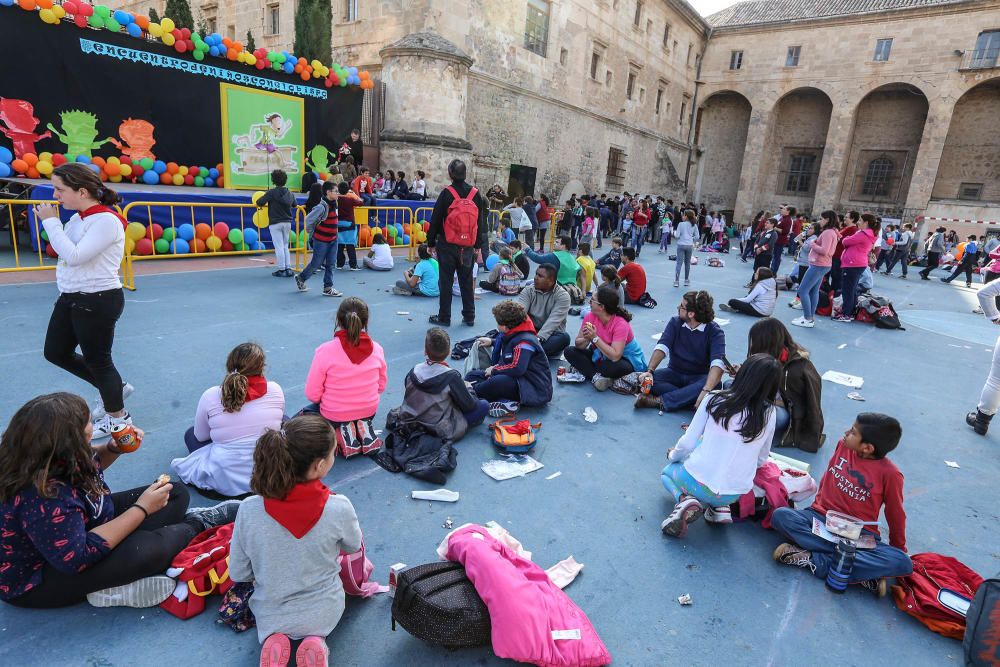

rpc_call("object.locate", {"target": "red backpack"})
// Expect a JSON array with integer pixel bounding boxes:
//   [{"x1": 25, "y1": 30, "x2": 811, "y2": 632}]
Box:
[
  {"x1": 443, "y1": 186, "x2": 479, "y2": 247},
  {"x1": 892, "y1": 552, "x2": 983, "y2": 639}
]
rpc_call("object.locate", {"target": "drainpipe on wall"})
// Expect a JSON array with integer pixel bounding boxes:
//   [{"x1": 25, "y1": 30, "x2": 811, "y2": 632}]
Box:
[{"x1": 683, "y1": 28, "x2": 710, "y2": 194}]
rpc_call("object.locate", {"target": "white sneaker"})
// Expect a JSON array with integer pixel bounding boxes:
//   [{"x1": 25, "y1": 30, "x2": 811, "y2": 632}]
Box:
[
  {"x1": 87, "y1": 575, "x2": 176, "y2": 608},
  {"x1": 91, "y1": 382, "x2": 135, "y2": 420},
  {"x1": 704, "y1": 506, "x2": 733, "y2": 524},
  {"x1": 557, "y1": 367, "x2": 586, "y2": 384},
  {"x1": 790, "y1": 317, "x2": 815, "y2": 328},
  {"x1": 684, "y1": 280, "x2": 690, "y2": 286},
  {"x1": 788, "y1": 299, "x2": 802, "y2": 310},
  {"x1": 91, "y1": 411, "x2": 132, "y2": 440},
  {"x1": 673, "y1": 280, "x2": 679, "y2": 287}
]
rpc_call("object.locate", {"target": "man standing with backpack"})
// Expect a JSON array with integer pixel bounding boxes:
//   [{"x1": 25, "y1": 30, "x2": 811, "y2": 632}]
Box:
[{"x1": 427, "y1": 159, "x2": 488, "y2": 327}]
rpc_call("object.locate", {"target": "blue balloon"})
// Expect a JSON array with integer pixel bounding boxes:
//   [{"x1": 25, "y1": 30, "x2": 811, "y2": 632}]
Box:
[
  {"x1": 75, "y1": 155, "x2": 91, "y2": 164},
  {"x1": 177, "y1": 223, "x2": 195, "y2": 241},
  {"x1": 209, "y1": 33, "x2": 222, "y2": 45},
  {"x1": 349, "y1": 67, "x2": 358, "y2": 76},
  {"x1": 0, "y1": 0, "x2": 14, "y2": 7},
  {"x1": 243, "y1": 228, "x2": 259, "y2": 245},
  {"x1": 209, "y1": 45, "x2": 220, "y2": 57},
  {"x1": 153, "y1": 160, "x2": 167, "y2": 174},
  {"x1": 142, "y1": 170, "x2": 159, "y2": 185},
  {"x1": 0, "y1": 163, "x2": 10, "y2": 178},
  {"x1": 402, "y1": 235, "x2": 410, "y2": 245},
  {"x1": 485, "y1": 254, "x2": 499, "y2": 271},
  {"x1": 208, "y1": 167, "x2": 219, "y2": 179},
  {"x1": 171, "y1": 238, "x2": 190, "y2": 254},
  {"x1": 0, "y1": 146, "x2": 12, "y2": 164},
  {"x1": 127, "y1": 22, "x2": 143, "y2": 37},
  {"x1": 113, "y1": 10, "x2": 132, "y2": 24},
  {"x1": 87, "y1": 163, "x2": 101, "y2": 174},
  {"x1": 253, "y1": 241, "x2": 264, "y2": 251},
  {"x1": 283, "y1": 62, "x2": 294, "y2": 74},
  {"x1": 204, "y1": 177, "x2": 215, "y2": 187}
]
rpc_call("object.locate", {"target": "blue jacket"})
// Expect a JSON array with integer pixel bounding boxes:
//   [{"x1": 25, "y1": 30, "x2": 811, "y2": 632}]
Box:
[{"x1": 490, "y1": 323, "x2": 553, "y2": 406}]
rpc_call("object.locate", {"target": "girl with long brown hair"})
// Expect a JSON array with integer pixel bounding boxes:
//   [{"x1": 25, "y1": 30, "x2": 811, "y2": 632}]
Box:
[{"x1": 171, "y1": 342, "x2": 285, "y2": 497}]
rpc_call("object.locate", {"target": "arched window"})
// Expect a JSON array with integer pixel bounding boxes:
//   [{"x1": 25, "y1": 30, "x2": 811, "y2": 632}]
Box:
[{"x1": 862, "y1": 157, "x2": 894, "y2": 197}]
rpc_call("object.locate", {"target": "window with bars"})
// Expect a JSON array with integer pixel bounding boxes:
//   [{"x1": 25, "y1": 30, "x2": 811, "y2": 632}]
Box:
[
  {"x1": 862, "y1": 157, "x2": 894, "y2": 196},
  {"x1": 606, "y1": 147, "x2": 627, "y2": 191},
  {"x1": 972, "y1": 30, "x2": 1000, "y2": 68},
  {"x1": 626, "y1": 70, "x2": 637, "y2": 99},
  {"x1": 345, "y1": 0, "x2": 358, "y2": 22},
  {"x1": 633, "y1": 0, "x2": 643, "y2": 27},
  {"x1": 873, "y1": 38, "x2": 892, "y2": 62},
  {"x1": 267, "y1": 5, "x2": 279, "y2": 35},
  {"x1": 729, "y1": 50, "x2": 743, "y2": 70},
  {"x1": 663, "y1": 23, "x2": 670, "y2": 48},
  {"x1": 959, "y1": 182, "x2": 984, "y2": 200},
  {"x1": 524, "y1": 0, "x2": 549, "y2": 57},
  {"x1": 785, "y1": 154, "x2": 817, "y2": 193},
  {"x1": 785, "y1": 45, "x2": 801, "y2": 67},
  {"x1": 655, "y1": 87, "x2": 664, "y2": 114}
]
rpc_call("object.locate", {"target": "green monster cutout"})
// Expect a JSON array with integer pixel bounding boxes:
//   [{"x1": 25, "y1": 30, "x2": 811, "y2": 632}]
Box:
[
  {"x1": 46, "y1": 110, "x2": 112, "y2": 159},
  {"x1": 306, "y1": 145, "x2": 331, "y2": 174}
]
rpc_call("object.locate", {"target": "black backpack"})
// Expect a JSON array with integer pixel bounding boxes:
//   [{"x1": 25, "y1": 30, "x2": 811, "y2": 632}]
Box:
[
  {"x1": 964, "y1": 571, "x2": 1000, "y2": 666},
  {"x1": 390, "y1": 561, "x2": 491, "y2": 648}
]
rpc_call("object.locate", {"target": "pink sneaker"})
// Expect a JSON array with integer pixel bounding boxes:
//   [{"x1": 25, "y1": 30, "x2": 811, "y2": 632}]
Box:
[
  {"x1": 295, "y1": 636, "x2": 329, "y2": 667},
  {"x1": 260, "y1": 634, "x2": 291, "y2": 667}
]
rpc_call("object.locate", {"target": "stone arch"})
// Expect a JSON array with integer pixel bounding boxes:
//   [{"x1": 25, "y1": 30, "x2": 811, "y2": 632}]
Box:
[
  {"x1": 839, "y1": 83, "x2": 929, "y2": 216},
  {"x1": 757, "y1": 86, "x2": 834, "y2": 216},
  {"x1": 932, "y1": 78, "x2": 1000, "y2": 204},
  {"x1": 692, "y1": 90, "x2": 752, "y2": 212}
]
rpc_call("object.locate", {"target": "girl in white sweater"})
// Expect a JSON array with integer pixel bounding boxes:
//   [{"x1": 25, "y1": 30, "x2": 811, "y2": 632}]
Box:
[{"x1": 720, "y1": 267, "x2": 777, "y2": 317}]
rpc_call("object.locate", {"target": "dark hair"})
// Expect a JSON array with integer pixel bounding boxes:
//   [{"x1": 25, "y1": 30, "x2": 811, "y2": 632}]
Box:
[
  {"x1": 52, "y1": 163, "x2": 120, "y2": 206},
  {"x1": 787, "y1": 206, "x2": 797, "y2": 217},
  {"x1": 359, "y1": 166, "x2": 370, "y2": 174},
  {"x1": 509, "y1": 239, "x2": 522, "y2": 250},
  {"x1": 250, "y1": 415, "x2": 335, "y2": 498},
  {"x1": 425, "y1": 327, "x2": 450, "y2": 361},
  {"x1": 0, "y1": 393, "x2": 103, "y2": 502},
  {"x1": 751, "y1": 267, "x2": 775, "y2": 294},
  {"x1": 578, "y1": 241, "x2": 591, "y2": 256},
  {"x1": 747, "y1": 317, "x2": 804, "y2": 363},
  {"x1": 622, "y1": 247, "x2": 636, "y2": 261},
  {"x1": 271, "y1": 169, "x2": 287, "y2": 187},
  {"x1": 336, "y1": 296, "x2": 369, "y2": 346},
  {"x1": 536, "y1": 263, "x2": 558, "y2": 281},
  {"x1": 595, "y1": 284, "x2": 631, "y2": 322},
  {"x1": 600, "y1": 264, "x2": 621, "y2": 286},
  {"x1": 557, "y1": 235, "x2": 572, "y2": 250},
  {"x1": 820, "y1": 210, "x2": 839, "y2": 230},
  {"x1": 861, "y1": 213, "x2": 880, "y2": 236},
  {"x1": 397, "y1": 171, "x2": 406, "y2": 180},
  {"x1": 351, "y1": 127, "x2": 360, "y2": 135},
  {"x1": 855, "y1": 412, "x2": 902, "y2": 459},
  {"x1": 221, "y1": 342, "x2": 267, "y2": 412},
  {"x1": 304, "y1": 182, "x2": 323, "y2": 212},
  {"x1": 846, "y1": 210, "x2": 860, "y2": 224},
  {"x1": 385, "y1": 169, "x2": 396, "y2": 180},
  {"x1": 492, "y1": 300, "x2": 528, "y2": 328},
  {"x1": 682, "y1": 290, "x2": 714, "y2": 323},
  {"x1": 499, "y1": 246, "x2": 513, "y2": 260},
  {"x1": 321, "y1": 181, "x2": 337, "y2": 196},
  {"x1": 706, "y1": 354, "x2": 782, "y2": 442},
  {"x1": 612, "y1": 236, "x2": 623, "y2": 246},
  {"x1": 418, "y1": 243, "x2": 431, "y2": 260},
  {"x1": 416, "y1": 170, "x2": 425, "y2": 179},
  {"x1": 372, "y1": 232, "x2": 386, "y2": 245},
  {"x1": 337, "y1": 181, "x2": 350, "y2": 195},
  {"x1": 447, "y1": 159, "x2": 466, "y2": 181}
]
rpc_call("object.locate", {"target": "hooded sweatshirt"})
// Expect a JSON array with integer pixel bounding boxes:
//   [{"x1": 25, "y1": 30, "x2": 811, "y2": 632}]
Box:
[
  {"x1": 840, "y1": 228, "x2": 876, "y2": 268},
  {"x1": 394, "y1": 362, "x2": 480, "y2": 441},
  {"x1": 488, "y1": 319, "x2": 553, "y2": 406}
]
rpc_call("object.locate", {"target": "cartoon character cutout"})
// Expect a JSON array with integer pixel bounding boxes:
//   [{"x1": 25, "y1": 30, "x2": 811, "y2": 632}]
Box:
[
  {"x1": 47, "y1": 110, "x2": 112, "y2": 159},
  {"x1": 306, "y1": 145, "x2": 331, "y2": 174},
  {"x1": 109, "y1": 118, "x2": 156, "y2": 161},
  {"x1": 252, "y1": 113, "x2": 291, "y2": 154},
  {"x1": 0, "y1": 98, "x2": 51, "y2": 158},
  {"x1": 232, "y1": 112, "x2": 297, "y2": 174}
]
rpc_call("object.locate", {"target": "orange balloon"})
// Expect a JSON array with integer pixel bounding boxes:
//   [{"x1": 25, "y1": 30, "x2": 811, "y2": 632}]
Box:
[
  {"x1": 222, "y1": 37, "x2": 232, "y2": 47},
  {"x1": 135, "y1": 14, "x2": 149, "y2": 29},
  {"x1": 300, "y1": 71, "x2": 310, "y2": 81},
  {"x1": 91, "y1": 156, "x2": 106, "y2": 168},
  {"x1": 26, "y1": 167, "x2": 40, "y2": 179},
  {"x1": 227, "y1": 48, "x2": 238, "y2": 60},
  {"x1": 233, "y1": 41, "x2": 242, "y2": 51},
  {"x1": 191, "y1": 238, "x2": 207, "y2": 253},
  {"x1": 166, "y1": 162, "x2": 179, "y2": 174},
  {"x1": 104, "y1": 163, "x2": 121, "y2": 177},
  {"x1": 37, "y1": 0, "x2": 52, "y2": 7},
  {"x1": 17, "y1": 0, "x2": 36, "y2": 10},
  {"x1": 21, "y1": 152, "x2": 38, "y2": 167},
  {"x1": 11, "y1": 159, "x2": 28, "y2": 173},
  {"x1": 194, "y1": 223, "x2": 211, "y2": 240}
]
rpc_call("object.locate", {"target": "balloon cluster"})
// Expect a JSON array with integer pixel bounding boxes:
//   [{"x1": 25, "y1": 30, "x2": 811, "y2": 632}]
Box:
[
  {"x1": 125, "y1": 220, "x2": 263, "y2": 256},
  {"x1": 357, "y1": 220, "x2": 428, "y2": 248},
  {"x1": 4, "y1": 149, "x2": 226, "y2": 188},
  {"x1": 11, "y1": 1, "x2": 373, "y2": 89}
]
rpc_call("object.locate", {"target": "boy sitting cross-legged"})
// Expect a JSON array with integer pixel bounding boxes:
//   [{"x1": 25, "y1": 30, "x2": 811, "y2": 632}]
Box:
[{"x1": 771, "y1": 412, "x2": 912, "y2": 597}]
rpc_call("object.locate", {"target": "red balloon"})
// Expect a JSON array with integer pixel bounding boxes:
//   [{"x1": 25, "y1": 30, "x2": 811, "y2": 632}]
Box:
[
  {"x1": 150, "y1": 223, "x2": 163, "y2": 240},
  {"x1": 324, "y1": 78, "x2": 333, "y2": 88},
  {"x1": 180, "y1": 27, "x2": 190, "y2": 39},
  {"x1": 51, "y1": 153, "x2": 67, "y2": 166},
  {"x1": 188, "y1": 166, "x2": 199, "y2": 176},
  {"x1": 174, "y1": 40, "x2": 187, "y2": 53},
  {"x1": 255, "y1": 60, "x2": 266, "y2": 70},
  {"x1": 73, "y1": 14, "x2": 88, "y2": 27},
  {"x1": 131, "y1": 165, "x2": 144, "y2": 178},
  {"x1": 213, "y1": 222, "x2": 229, "y2": 238},
  {"x1": 119, "y1": 155, "x2": 132, "y2": 165},
  {"x1": 76, "y1": 1, "x2": 93, "y2": 15},
  {"x1": 171, "y1": 28, "x2": 181, "y2": 39},
  {"x1": 183, "y1": 174, "x2": 194, "y2": 185},
  {"x1": 221, "y1": 238, "x2": 234, "y2": 252},
  {"x1": 45, "y1": 243, "x2": 58, "y2": 259},
  {"x1": 134, "y1": 238, "x2": 153, "y2": 255}
]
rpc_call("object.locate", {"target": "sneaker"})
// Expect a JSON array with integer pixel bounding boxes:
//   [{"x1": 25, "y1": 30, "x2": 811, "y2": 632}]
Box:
[
  {"x1": 967, "y1": 283, "x2": 973, "y2": 288},
  {"x1": 91, "y1": 382, "x2": 135, "y2": 420},
  {"x1": 282, "y1": 269, "x2": 295, "y2": 277},
  {"x1": 673, "y1": 280, "x2": 679, "y2": 287},
  {"x1": 833, "y1": 314, "x2": 854, "y2": 322},
  {"x1": 488, "y1": 401, "x2": 519, "y2": 418},
  {"x1": 791, "y1": 317, "x2": 815, "y2": 328},
  {"x1": 611, "y1": 371, "x2": 642, "y2": 395},
  {"x1": 185, "y1": 499, "x2": 241, "y2": 531},
  {"x1": 592, "y1": 373, "x2": 613, "y2": 392},
  {"x1": 322, "y1": 286, "x2": 343, "y2": 297},
  {"x1": 788, "y1": 298, "x2": 802, "y2": 310},
  {"x1": 634, "y1": 394, "x2": 664, "y2": 410},
  {"x1": 86, "y1": 575, "x2": 176, "y2": 608},
  {"x1": 337, "y1": 265, "x2": 347, "y2": 270},
  {"x1": 772, "y1": 543, "x2": 816, "y2": 572},
  {"x1": 261, "y1": 633, "x2": 292, "y2": 667},
  {"x1": 899, "y1": 274, "x2": 907, "y2": 279},
  {"x1": 295, "y1": 636, "x2": 329, "y2": 667},
  {"x1": 660, "y1": 496, "x2": 704, "y2": 537},
  {"x1": 704, "y1": 506, "x2": 733, "y2": 524},
  {"x1": 295, "y1": 275, "x2": 308, "y2": 292},
  {"x1": 350, "y1": 266, "x2": 362, "y2": 271},
  {"x1": 974, "y1": 306, "x2": 984, "y2": 314},
  {"x1": 556, "y1": 367, "x2": 586, "y2": 384},
  {"x1": 428, "y1": 315, "x2": 450, "y2": 326},
  {"x1": 859, "y1": 578, "x2": 889, "y2": 598},
  {"x1": 272, "y1": 269, "x2": 284, "y2": 277},
  {"x1": 568, "y1": 307, "x2": 582, "y2": 316},
  {"x1": 91, "y1": 411, "x2": 132, "y2": 440},
  {"x1": 684, "y1": 279, "x2": 690, "y2": 286},
  {"x1": 392, "y1": 286, "x2": 412, "y2": 295},
  {"x1": 719, "y1": 303, "x2": 734, "y2": 312}
]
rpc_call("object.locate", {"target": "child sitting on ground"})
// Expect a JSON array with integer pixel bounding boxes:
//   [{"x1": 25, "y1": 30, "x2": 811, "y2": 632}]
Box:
[
  {"x1": 771, "y1": 412, "x2": 912, "y2": 597},
  {"x1": 660, "y1": 354, "x2": 781, "y2": 536},
  {"x1": 597, "y1": 237, "x2": 624, "y2": 268},
  {"x1": 509, "y1": 239, "x2": 531, "y2": 279},
  {"x1": 230, "y1": 414, "x2": 362, "y2": 667},
  {"x1": 576, "y1": 242, "x2": 597, "y2": 296},
  {"x1": 394, "y1": 244, "x2": 439, "y2": 297},
  {"x1": 363, "y1": 232, "x2": 394, "y2": 271},
  {"x1": 719, "y1": 267, "x2": 777, "y2": 317},
  {"x1": 465, "y1": 300, "x2": 553, "y2": 416},
  {"x1": 303, "y1": 297, "x2": 387, "y2": 456},
  {"x1": 172, "y1": 342, "x2": 285, "y2": 497},
  {"x1": 480, "y1": 246, "x2": 524, "y2": 295}
]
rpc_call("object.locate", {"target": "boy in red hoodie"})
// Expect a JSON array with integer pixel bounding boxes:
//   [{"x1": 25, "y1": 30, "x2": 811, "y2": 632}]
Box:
[{"x1": 771, "y1": 412, "x2": 912, "y2": 597}]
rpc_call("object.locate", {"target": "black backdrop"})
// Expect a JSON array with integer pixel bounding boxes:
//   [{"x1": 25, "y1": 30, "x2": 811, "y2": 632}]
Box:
[{"x1": 0, "y1": 9, "x2": 362, "y2": 168}]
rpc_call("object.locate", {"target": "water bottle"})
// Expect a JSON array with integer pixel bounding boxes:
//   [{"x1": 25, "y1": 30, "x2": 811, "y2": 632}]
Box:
[{"x1": 825, "y1": 538, "x2": 856, "y2": 594}]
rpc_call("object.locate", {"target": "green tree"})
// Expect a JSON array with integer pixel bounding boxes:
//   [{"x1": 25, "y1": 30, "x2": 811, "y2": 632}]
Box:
[
  {"x1": 163, "y1": 0, "x2": 194, "y2": 29},
  {"x1": 245, "y1": 30, "x2": 256, "y2": 52},
  {"x1": 148, "y1": 7, "x2": 159, "y2": 23},
  {"x1": 293, "y1": 0, "x2": 332, "y2": 62}
]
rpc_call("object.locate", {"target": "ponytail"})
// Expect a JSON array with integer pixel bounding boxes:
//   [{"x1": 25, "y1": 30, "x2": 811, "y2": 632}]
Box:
[
  {"x1": 595, "y1": 285, "x2": 632, "y2": 322},
  {"x1": 336, "y1": 297, "x2": 369, "y2": 346},
  {"x1": 250, "y1": 415, "x2": 334, "y2": 499},
  {"x1": 220, "y1": 372, "x2": 249, "y2": 413},
  {"x1": 52, "y1": 163, "x2": 121, "y2": 207},
  {"x1": 219, "y1": 342, "x2": 265, "y2": 412}
]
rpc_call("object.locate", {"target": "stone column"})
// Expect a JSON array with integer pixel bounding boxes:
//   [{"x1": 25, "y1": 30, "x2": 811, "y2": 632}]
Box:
[
  {"x1": 732, "y1": 107, "x2": 772, "y2": 222},
  {"x1": 813, "y1": 105, "x2": 857, "y2": 214},
  {"x1": 379, "y1": 32, "x2": 474, "y2": 193},
  {"x1": 902, "y1": 97, "x2": 953, "y2": 219}
]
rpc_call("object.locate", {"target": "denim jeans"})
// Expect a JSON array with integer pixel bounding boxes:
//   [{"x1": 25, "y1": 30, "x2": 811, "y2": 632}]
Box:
[
  {"x1": 770, "y1": 244, "x2": 785, "y2": 274},
  {"x1": 840, "y1": 266, "x2": 866, "y2": 318},
  {"x1": 773, "y1": 405, "x2": 790, "y2": 448},
  {"x1": 675, "y1": 246, "x2": 693, "y2": 281},
  {"x1": 771, "y1": 508, "x2": 913, "y2": 582},
  {"x1": 463, "y1": 399, "x2": 490, "y2": 427},
  {"x1": 884, "y1": 248, "x2": 909, "y2": 276},
  {"x1": 796, "y1": 264, "x2": 830, "y2": 321},
  {"x1": 299, "y1": 239, "x2": 337, "y2": 288},
  {"x1": 633, "y1": 227, "x2": 646, "y2": 256},
  {"x1": 651, "y1": 367, "x2": 712, "y2": 410}
]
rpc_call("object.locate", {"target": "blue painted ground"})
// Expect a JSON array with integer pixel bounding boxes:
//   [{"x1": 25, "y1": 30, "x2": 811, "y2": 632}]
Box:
[{"x1": 0, "y1": 249, "x2": 996, "y2": 666}]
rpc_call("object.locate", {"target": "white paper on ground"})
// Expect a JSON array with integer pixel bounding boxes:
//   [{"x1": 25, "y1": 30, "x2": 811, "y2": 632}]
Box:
[
  {"x1": 715, "y1": 318, "x2": 730, "y2": 326},
  {"x1": 545, "y1": 471, "x2": 562, "y2": 480},
  {"x1": 481, "y1": 455, "x2": 544, "y2": 481},
  {"x1": 583, "y1": 407, "x2": 598, "y2": 422},
  {"x1": 821, "y1": 370, "x2": 864, "y2": 388},
  {"x1": 411, "y1": 488, "x2": 460, "y2": 502},
  {"x1": 945, "y1": 460, "x2": 961, "y2": 468}
]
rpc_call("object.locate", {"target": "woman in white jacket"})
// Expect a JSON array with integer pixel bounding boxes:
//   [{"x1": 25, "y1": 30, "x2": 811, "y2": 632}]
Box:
[{"x1": 720, "y1": 267, "x2": 777, "y2": 317}]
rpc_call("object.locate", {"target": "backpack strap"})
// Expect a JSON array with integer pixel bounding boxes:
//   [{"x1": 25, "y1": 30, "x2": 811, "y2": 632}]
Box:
[{"x1": 466, "y1": 187, "x2": 478, "y2": 201}]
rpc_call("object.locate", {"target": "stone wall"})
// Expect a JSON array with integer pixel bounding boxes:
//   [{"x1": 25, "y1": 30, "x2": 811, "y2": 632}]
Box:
[
  {"x1": 693, "y1": 92, "x2": 751, "y2": 211},
  {"x1": 932, "y1": 80, "x2": 1000, "y2": 203}
]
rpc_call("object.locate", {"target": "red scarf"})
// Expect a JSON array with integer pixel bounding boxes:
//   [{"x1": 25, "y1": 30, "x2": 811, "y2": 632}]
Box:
[
  {"x1": 245, "y1": 375, "x2": 268, "y2": 402},
  {"x1": 263, "y1": 479, "x2": 332, "y2": 539},
  {"x1": 335, "y1": 330, "x2": 374, "y2": 364},
  {"x1": 81, "y1": 204, "x2": 127, "y2": 228}
]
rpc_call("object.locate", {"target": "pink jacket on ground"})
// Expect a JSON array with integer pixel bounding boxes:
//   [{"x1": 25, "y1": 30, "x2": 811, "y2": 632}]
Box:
[
  {"x1": 840, "y1": 228, "x2": 876, "y2": 268},
  {"x1": 305, "y1": 338, "x2": 387, "y2": 422},
  {"x1": 446, "y1": 525, "x2": 611, "y2": 667}
]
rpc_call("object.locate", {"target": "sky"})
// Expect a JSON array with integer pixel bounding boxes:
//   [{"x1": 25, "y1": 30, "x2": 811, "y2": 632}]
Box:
[{"x1": 688, "y1": 0, "x2": 741, "y2": 17}]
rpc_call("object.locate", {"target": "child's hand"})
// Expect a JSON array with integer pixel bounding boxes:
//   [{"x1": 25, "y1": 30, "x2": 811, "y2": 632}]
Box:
[
  {"x1": 484, "y1": 365, "x2": 495, "y2": 377},
  {"x1": 137, "y1": 479, "x2": 172, "y2": 515},
  {"x1": 477, "y1": 337, "x2": 493, "y2": 347}
]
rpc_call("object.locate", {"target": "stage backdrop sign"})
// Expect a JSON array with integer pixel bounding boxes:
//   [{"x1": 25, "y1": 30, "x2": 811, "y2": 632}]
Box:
[{"x1": 221, "y1": 84, "x2": 305, "y2": 190}]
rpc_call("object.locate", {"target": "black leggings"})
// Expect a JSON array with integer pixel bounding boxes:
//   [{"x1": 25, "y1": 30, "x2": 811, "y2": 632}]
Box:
[
  {"x1": 727, "y1": 298, "x2": 766, "y2": 317},
  {"x1": 7, "y1": 484, "x2": 196, "y2": 609},
  {"x1": 564, "y1": 346, "x2": 635, "y2": 380},
  {"x1": 43, "y1": 289, "x2": 126, "y2": 413}
]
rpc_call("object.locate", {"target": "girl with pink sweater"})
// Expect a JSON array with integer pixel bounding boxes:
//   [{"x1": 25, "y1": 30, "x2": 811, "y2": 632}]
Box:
[
  {"x1": 836, "y1": 213, "x2": 879, "y2": 323},
  {"x1": 303, "y1": 297, "x2": 388, "y2": 456},
  {"x1": 792, "y1": 210, "x2": 840, "y2": 328}
]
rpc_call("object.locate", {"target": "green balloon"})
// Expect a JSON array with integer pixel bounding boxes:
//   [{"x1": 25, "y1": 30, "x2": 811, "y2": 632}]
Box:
[
  {"x1": 237, "y1": 241, "x2": 249, "y2": 251},
  {"x1": 193, "y1": 50, "x2": 205, "y2": 61},
  {"x1": 139, "y1": 157, "x2": 154, "y2": 170},
  {"x1": 95, "y1": 4, "x2": 111, "y2": 17},
  {"x1": 154, "y1": 238, "x2": 169, "y2": 254},
  {"x1": 88, "y1": 14, "x2": 103, "y2": 28},
  {"x1": 272, "y1": 62, "x2": 282, "y2": 71},
  {"x1": 298, "y1": 230, "x2": 307, "y2": 244},
  {"x1": 162, "y1": 228, "x2": 176, "y2": 242},
  {"x1": 40, "y1": 230, "x2": 48, "y2": 241},
  {"x1": 228, "y1": 228, "x2": 243, "y2": 244},
  {"x1": 288, "y1": 234, "x2": 298, "y2": 249},
  {"x1": 194, "y1": 176, "x2": 205, "y2": 187},
  {"x1": 105, "y1": 18, "x2": 121, "y2": 32}
]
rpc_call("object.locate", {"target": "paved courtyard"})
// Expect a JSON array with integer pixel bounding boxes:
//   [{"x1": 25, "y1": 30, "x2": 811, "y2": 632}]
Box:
[{"x1": 0, "y1": 249, "x2": 995, "y2": 666}]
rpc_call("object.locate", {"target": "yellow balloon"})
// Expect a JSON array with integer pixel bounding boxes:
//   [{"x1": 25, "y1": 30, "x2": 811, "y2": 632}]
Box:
[
  {"x1": 119, "y1": 164, "x2": 132, "y2": 177},
  {"x1": 126, "y1": 222, "x2": 146, "y2": 241},
  {"x1": 178, "y1": 166, "x2": 188, "y2": 176},
  {"x1": 38, "y1": 151, "x2": 52, "y2": 162},
  {"x1": 206, "y1": 235, "x2": 222, "y2": 251},
  {"x1": 52, "y1": 4, "x2": 65, "y2": 18},
  {"x1": 246, "y1": 54, "x2": 256, "y2": 66},
  {"x1": 160, "y1": 17, "x2": 174, "y2": 32},
  {"x1": 36, "y1": 160, "x2": 53, "y2": 176},
  {"x1": 171, "y1": 174, "x2": 184, "y2": 186},
  {"x1": 252, "y1": 209, "x2": 269, "y2": 229},
  {"x1": 251, "y1": 191, "x2": 266, "y2": 205},
  {"x1": 148, "y1": 22, "x2": 162, "y2": 37},
  {"x1": 162, "y1": 33, "x2": 175, "y2": 46},
  {"x1": 125, "y1": 237, "x2": 136, "y2": 255},
  {"x1": 109, "y1": 175, "x2": 122, "y2": 183},
  {"x1": 106, "y1": 156, "x2": 120, "y2": 165},
  {"x1": 39, "y1": 8, "x2": 56, "y2": 23}
]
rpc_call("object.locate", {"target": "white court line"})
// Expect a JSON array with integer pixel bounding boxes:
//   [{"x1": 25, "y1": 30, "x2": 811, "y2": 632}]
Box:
[{"x1": 765, "y1": 575, "x2": 802, "y2": 667}]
